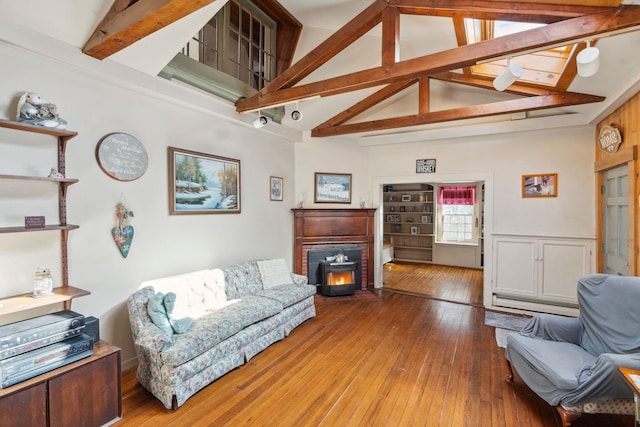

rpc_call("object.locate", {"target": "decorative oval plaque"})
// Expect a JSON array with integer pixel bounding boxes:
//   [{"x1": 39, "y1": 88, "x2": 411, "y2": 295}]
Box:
[{"x1": 96, "y1": 133, "x2": 148, "y2": 181}]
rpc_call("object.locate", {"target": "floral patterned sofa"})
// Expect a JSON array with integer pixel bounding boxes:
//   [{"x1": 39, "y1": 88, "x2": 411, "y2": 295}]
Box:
[{"x1": 127, "y1": 259, "x2": 316, "y2": 409}]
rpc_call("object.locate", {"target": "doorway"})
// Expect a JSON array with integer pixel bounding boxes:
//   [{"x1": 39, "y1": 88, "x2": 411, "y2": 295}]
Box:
[{"x1": 372, "y1": 172, "x2": 493, "y2": 308}]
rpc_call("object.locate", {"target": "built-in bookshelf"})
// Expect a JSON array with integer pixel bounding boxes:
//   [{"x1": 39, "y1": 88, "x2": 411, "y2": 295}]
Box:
[{"x1": 383, "y1": 183, "x2": 434, "y2": 263}]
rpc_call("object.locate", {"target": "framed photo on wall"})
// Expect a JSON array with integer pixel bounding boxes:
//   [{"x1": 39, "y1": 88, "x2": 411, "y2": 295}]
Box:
[
  {"x1": 270, "y1": 176, "x2": 283, "y2": 201},
  {"x1": 522, "y1": 173, "x2": 557, "y2": 198},
  {"x1": 314, "y1": 172, "x2": 352, "y2": 203},
  {"x1": 168, "y1": 147, "x2": 241, "y2": 214}
]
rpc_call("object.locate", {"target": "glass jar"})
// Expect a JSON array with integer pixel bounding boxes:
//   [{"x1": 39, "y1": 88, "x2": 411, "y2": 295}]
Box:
[{"x1": 33, "y1": 267, "x2": 53, "y2": 297}]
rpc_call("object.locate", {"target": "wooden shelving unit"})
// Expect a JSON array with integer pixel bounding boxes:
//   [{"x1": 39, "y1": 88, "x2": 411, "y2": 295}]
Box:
[
  {"x1": 383, "y1": 183, "x2": 435, "y2": 263},
  {"x1": 0, "y1": 120, "x2": 116, "y2": 426},
  {"x1": 0, "y1": 119, "x2": 87, "y2": 313}
]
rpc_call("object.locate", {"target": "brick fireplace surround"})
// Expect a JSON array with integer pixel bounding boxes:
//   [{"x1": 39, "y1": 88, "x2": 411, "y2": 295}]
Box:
[{"x1": 292, "y1": 208, "x2": 376, "y2": 289}]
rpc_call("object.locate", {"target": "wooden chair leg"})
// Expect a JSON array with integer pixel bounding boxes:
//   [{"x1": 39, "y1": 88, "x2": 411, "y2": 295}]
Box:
[
  {"x1": 503, "y1": 353, "x2": 514, "y2": 383},
  {"x1": 556, "y1": 406, "x2": 581, "y2": 427}
]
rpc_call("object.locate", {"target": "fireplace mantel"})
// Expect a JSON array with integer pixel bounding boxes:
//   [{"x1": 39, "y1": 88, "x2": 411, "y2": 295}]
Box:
[{"x1": 292, "y1": 208, "x2": 376, "y2": 289}]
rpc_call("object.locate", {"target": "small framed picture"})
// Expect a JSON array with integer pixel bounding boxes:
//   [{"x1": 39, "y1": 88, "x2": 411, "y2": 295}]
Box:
[
  {"x1": 522, "y1": 173, "x2": 557, "y2": 198},
  {"x1": 411, "y1": 226, "x2": 419, "y2": 235},
  {"x1": 386, "y1": 214, "x2": 400, "y2": 222},
  {"x1": 270, "y1": 176, "x2": 283, "y2": 201},
  {"x1": 421, "y1": 215, "x2": 431, "y2": 223},
  {"x1": 401, "y1": 194, "x2": 412, "y2": 202},
  {"x1": 314, "y1": 172, "x2": 352, "y2": 203},
  {"x1": 393, "y1": 224, "x2": 401, "y2": 233}
]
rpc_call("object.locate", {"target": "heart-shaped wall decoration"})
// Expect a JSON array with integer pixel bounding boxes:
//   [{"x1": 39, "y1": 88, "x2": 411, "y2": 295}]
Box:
[
  {"x1": 112, "y1": 202, "x2": 135, "y2": 258},
  {"x1": 112, "y1": 225, "x2": 134, "y2": 258}
]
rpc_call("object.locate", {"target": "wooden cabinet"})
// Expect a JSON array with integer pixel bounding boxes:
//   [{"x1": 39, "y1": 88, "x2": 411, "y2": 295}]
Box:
[
  {"x1": 0, "y1": 119, "x2": 88, "y2": 314},
  {"x1": 0, "y1": 341, "x2": 122, "y2": 427},
  {"x1": 383, "y1": 184, "x2": 434, "y2": 263},
  {"x1": 492, "y1": 235, "x2": 595, "y2": 314}
]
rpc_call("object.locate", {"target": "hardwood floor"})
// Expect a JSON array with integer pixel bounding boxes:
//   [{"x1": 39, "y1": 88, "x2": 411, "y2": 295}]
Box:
[
  {"x1": 116, "y1": 266, "x2": 633, "y2": 427},
  {"x1": 382, "y1": 262, "x2": 484, "y2": 306}
]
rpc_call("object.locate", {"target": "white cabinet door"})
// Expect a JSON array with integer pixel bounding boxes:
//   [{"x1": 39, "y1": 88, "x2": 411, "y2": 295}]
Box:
[
  {"x1": 493, "y1": 238, "x2": 537, "y2": 297},
  {"x1": 493, "y1": 235, "x2": 594, "y2": 307},
  {"x1": 539, "y1": 239, "x2": 591, "y2": 303}
]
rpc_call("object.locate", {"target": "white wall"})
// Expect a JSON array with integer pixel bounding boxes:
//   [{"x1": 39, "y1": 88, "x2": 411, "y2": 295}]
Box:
[
  {"x1": 294, "y1": 135, "x2": 371, "y2": 208},
  {"x1": 366, "y1": 128, "x2": 596, "y2": 237},
  {"x1": 0, "y1": 25, "x2": 301, "y2": 369}
]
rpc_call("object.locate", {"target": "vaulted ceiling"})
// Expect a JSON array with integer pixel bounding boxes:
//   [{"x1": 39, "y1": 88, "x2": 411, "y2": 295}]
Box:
[{"x1": 12, "y1": 0, "x2": 640, "y2": 141}]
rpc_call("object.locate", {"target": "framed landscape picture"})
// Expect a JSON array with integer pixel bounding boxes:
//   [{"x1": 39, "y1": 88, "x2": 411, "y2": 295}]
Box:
[
  {"x1": 314, "y1": 172, "x2": 352, "y2": 203},
  {"x1": 522, "y1": 173, "x2": 557, "y2": 198},
  {"x1": 168, "y1": 147, "x2": 240, "y2": 214}
]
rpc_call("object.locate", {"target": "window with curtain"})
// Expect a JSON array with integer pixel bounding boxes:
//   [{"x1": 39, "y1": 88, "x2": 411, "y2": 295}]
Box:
[{"x1": 437, "y1": 185, "x2": 478, "y2": 244}]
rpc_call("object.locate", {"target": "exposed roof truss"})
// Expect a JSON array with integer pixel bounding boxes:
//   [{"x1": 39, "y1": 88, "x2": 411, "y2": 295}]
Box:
[{"x1": 235, "y1": 0, "x2": 640, "y2": 137}]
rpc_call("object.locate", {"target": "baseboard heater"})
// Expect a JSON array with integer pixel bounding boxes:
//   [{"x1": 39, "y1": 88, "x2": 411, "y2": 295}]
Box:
[{"x1": 493, "y1": 293, "x2": 579, "y2": 316}]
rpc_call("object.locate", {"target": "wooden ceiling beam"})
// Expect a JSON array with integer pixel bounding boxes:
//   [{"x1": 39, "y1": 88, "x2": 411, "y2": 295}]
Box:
[
  {"x1": 83, "y1": 0, "x2": 217, "y2": 59},
  {"x1": 315, "y1": 79, "x2": 419, "y2": 129},
  {"x1": 311, "y1": 92, "x2": 605, "y2": 138},
  {"x1": 259, "y1": 0, "x2": 388, "y2": 95},
  {"x1": 391, "y1": 0, "x2": 614, "y2": 23},
  {"x1": 382, "y1": 7, "x2": 401, "y2": 66},
  {"x1": 236, "y1": 5, "x2": 640, "y2": 113}
]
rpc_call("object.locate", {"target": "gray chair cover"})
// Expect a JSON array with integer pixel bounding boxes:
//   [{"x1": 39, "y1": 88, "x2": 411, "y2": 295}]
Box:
[{"x1": 505, "y1": 274, "x2": 640, "y2": 406}]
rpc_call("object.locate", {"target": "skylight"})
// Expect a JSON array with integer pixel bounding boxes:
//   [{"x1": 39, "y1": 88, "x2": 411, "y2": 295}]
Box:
[{"x1": 461, "y1": 19, "x2": 574, "y2": 89}]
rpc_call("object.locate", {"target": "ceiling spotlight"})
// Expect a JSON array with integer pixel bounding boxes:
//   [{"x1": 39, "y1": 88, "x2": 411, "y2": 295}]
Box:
[
  {"x1": 291, "y1": 110, "x2": 302, "y2": 121},
  {"x1": 253, "y1": 114, "x2": 268, "y2": 129},
  {"x1": 493, "y1": 58, "x2": 523, "y2": 92},
  {"x1": 290, "y1": 102, "x2": 303, "y2": 121},
  {"x1": 577, "y1": 41, "x2": 600, "y2": 78}
]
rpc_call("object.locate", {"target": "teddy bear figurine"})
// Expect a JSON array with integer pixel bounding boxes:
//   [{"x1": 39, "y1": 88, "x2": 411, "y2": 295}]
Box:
[{"x1": 16, "y1": 92, "x2": 67, "y2": 129}]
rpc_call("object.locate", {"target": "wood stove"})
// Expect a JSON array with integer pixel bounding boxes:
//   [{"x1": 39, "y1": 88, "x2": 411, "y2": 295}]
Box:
[{"x1": 319, "y1": 259, "x2": 358, "y2": 296}]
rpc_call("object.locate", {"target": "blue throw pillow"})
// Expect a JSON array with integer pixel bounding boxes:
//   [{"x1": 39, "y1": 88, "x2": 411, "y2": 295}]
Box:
[
  {"x1": 163, "y1": 292, "x2": 194, "y2": 334},
  {"x1": 147, "y1": 292, "x2": 173, "y2": 335}
]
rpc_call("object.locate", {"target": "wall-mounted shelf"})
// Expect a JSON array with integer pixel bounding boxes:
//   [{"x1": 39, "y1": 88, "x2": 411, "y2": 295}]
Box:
[
  {"x1": 0, "y1": 286, "x2": 90, "y2": 316},
  {"x1": 0, "y1": 119, "x2": 86, "y2": 314}
]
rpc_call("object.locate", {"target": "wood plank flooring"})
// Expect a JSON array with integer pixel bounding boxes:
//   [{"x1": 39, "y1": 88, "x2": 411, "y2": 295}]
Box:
[
  {"x1": 383, "y1": 262, "x2": 484, "y2": 306},
  {"x1": 115, "y1": 265, "x2": 633, "y2": 427}
]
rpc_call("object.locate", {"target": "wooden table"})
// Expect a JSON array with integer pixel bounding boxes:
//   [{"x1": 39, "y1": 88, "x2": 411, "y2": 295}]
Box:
[{"x1": 619, "y1": 367, "x2": 640, "y2": 425}]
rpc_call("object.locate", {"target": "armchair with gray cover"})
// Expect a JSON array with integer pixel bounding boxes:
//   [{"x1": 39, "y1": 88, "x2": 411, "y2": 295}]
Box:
[{"x1": 505, "y1": 274, "x2": 640, "y2": 426}]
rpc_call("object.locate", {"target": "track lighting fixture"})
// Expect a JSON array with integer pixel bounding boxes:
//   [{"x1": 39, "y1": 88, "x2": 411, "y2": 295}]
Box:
[
  {"x1": 493, "y1": 58, "x2": 523, "y2": 92},
  {"x1": 577, "y1": 40, "x2": 600, "y2": 78},
  {"x1": 290, "y1": 102, "x2": 303, "y2": 121},
  {"x1": 253, "y1": 113, "x2": 268, "y2": 129},
  {"x1": 291, "y1": 110, "x2": 302, "y2": 121}
]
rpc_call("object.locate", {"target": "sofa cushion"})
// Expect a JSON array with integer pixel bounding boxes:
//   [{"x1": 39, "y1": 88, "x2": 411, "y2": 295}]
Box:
[
  {"x1": 223, "y1": 262, "x2": 263, "y2": 299},
  {"x1": 257, "y1": 259, "x2": 294, "y2": 289},
  {"x1": 258, "y1": 284, "x2": 317, "y2": 307},
  {"x1": 507, "y1": 333, "x2": 597, "y2": 390},
  {"x1": 160, "y1": 295, "x2": 284, "y2": 367}
]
